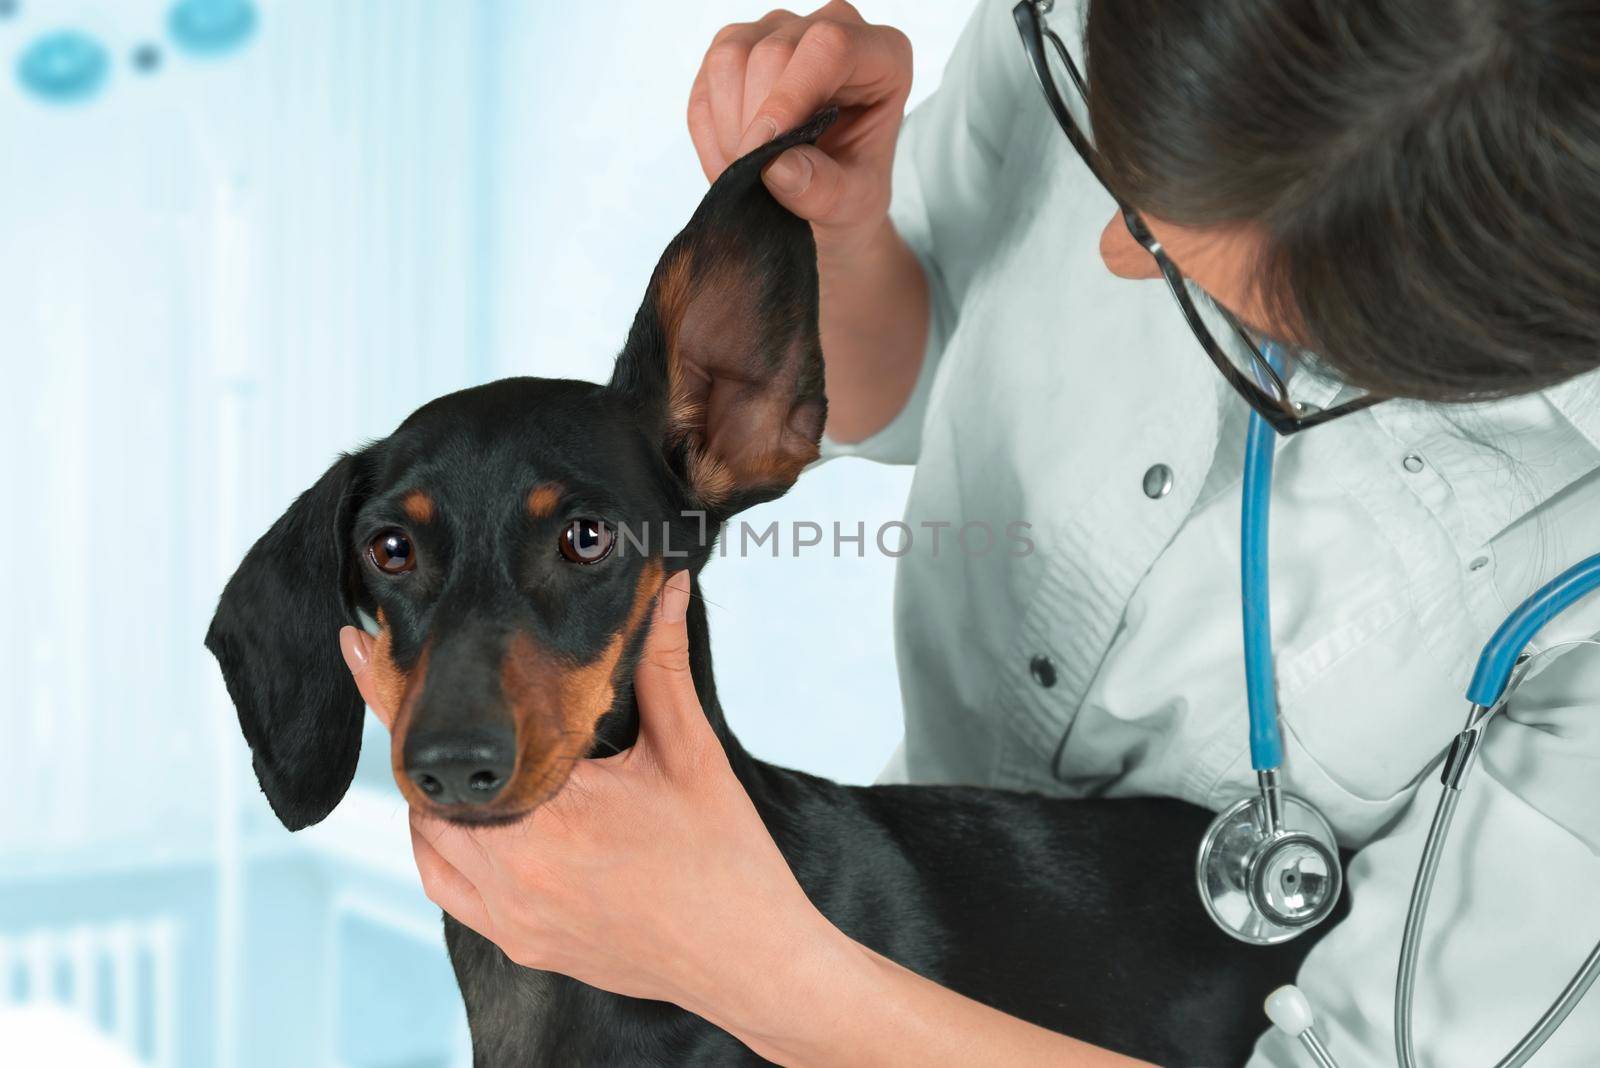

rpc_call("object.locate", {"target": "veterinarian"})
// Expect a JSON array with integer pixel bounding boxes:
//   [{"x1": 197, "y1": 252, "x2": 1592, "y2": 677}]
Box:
[{"x1": 341, "y1": 1, "x2": 1600, "y2": 1063}]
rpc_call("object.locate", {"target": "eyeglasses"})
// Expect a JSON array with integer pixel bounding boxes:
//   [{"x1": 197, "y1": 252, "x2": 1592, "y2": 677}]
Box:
[{"x1": 1012, "y1": 0, "x2": 1382, "y2": 436}]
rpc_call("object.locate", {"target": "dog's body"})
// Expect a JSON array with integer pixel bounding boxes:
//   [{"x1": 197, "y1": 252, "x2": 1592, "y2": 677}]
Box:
[
  {"x1": 207, "y1": 113, "x2": 1336, "y2": 1066},
  {"x1": 449, "y1": 592, "x2": 1326, "y2": 1065}
]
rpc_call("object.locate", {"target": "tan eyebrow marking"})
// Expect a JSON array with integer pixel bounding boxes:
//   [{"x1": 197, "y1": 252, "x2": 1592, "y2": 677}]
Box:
[
  {"x1": 527, "y1": 482, "x2": 564, "y2": 519},
  {"x1": 400, "y1": 490, "x2": 434, "y2": 524}
]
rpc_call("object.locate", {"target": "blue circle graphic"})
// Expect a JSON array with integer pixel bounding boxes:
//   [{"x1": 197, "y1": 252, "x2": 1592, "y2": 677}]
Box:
[
  {"x1": 133, "y1": 43, "x2": 164, "y2": 74},
  {"x1": 168, "y1": 0, "x2": 258, "y2": 57},
  {"x1": 17, "y1": 30, "x2": 110, "y2": 104}
]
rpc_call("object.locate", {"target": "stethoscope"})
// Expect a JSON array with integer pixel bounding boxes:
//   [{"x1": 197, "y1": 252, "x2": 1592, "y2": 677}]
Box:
[{"x1": 1194, "y1": 345, "x2": 1600, "y2": 1065}]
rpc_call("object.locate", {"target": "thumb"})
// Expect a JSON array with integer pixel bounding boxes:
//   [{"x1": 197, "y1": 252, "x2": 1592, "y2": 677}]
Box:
[
  {"x1": 759, "y1": 145, "x2": 848, "y2": 226},
  {"x1": 632, "y1": 569, "x2": 709, "y2": 753}
]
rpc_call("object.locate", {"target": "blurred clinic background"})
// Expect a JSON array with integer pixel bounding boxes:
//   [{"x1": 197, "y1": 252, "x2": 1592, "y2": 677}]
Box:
[{"x1": 0, "y1": 2, "x2": 967, "y2": 1065}]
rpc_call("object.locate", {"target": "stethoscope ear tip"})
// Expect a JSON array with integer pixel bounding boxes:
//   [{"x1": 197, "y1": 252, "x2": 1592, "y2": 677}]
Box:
[
  {"x1": 1264, "y1": 984, "x2": 1315, "y2": 1036},
  {"x1": 1267, "y1": 991, "x2": 1344, "y2": 1068},
  {"x1": 1266, "y1": 986, "x2": 1343, "y2": 1068}
]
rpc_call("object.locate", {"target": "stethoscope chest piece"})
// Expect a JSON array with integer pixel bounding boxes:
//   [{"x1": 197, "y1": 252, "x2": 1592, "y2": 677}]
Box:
[{"x1": 1196, "y1": 792, "x2": 1342, "y2": 945}]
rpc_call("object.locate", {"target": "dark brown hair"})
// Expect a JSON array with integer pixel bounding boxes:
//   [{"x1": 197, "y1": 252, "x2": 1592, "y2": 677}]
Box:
[{"x1": 1084, "y1": 0, "x2": 1600, "y2": 401}]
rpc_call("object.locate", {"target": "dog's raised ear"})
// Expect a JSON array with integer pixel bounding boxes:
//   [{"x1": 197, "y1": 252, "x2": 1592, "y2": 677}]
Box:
[
  {"x1": 205, "y1": 451, "x2": 368, "y2": 831},
  {"x1": 610, "y1": 108, "x2": 836, "y2": 517}
]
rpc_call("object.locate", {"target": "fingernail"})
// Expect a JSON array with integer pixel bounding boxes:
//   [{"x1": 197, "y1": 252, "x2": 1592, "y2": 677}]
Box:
[
  {"x1": 764, "y1": 148, "x2": 813, "y2": 196},
  {"x1": 339, "y1": 626, "x2": 369, "y2": 672},
  {"x1": 736, "y1": 115, "x2": 777, "y2": 156},
  {"x1": 660, "y1": 569, "x2": 691, "y2": 624}
]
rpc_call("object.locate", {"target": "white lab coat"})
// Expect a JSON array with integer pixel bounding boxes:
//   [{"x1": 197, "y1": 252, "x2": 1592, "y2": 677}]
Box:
[{"x1": 824, "y1": 2, "x2": 1600, "y2": 1064}]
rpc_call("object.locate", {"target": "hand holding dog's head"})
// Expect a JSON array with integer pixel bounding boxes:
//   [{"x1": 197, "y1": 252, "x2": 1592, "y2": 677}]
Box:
[{"x1": 206, "y1": 112, "x2": 835, "y2": 831}]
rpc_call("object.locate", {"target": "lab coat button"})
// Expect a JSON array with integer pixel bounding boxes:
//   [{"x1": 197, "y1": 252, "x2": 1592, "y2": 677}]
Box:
[
  {"x1": 1142, "y1": 464, "x2": 1174, "y2": 499},
  {"x1": 1029, "y1": 655, "x2": 1057, "y2": 688},
  {"x1": 1403, "y1": 454, "x2": 1426, "y2": 473}
]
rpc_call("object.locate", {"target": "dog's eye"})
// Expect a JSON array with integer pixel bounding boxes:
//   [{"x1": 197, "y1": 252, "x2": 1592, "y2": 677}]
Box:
[
  {"x1": 559, "y1": 519, "x2": 614, "y2": 565},
  {"x1": 368, "y1": 529, "x2": 416, "y2": 575}
]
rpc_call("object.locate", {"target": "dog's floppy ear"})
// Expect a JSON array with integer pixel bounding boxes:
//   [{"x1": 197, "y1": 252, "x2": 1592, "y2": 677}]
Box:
[
  {"x1": 205, "y1": 451, "x2": 368, "y2": 831},
  {"x1": 610, "y1": 108, "x2": 836, "y2": 516}
]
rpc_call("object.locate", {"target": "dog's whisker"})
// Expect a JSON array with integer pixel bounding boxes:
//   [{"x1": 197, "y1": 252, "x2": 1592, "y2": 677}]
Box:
[
  {"x1": 550, "y1": 728, "x2": 627, "y2": 757},
  {"x1": 687, "y1": 588, "x2": 726, "y2": 613}
]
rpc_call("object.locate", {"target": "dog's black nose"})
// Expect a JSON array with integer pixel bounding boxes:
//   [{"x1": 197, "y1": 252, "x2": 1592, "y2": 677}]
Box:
[{"x1": 403, "y1": 727, "x2": 516, "y2": 806}]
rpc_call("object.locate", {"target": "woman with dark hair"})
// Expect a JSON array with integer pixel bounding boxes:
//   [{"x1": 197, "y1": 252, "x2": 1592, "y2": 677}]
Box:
[{"x1": 343, "y1": 1, "x2": 1600, "y2": 1063}]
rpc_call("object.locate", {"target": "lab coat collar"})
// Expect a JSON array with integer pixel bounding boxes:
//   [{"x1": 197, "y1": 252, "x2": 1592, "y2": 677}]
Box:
[
  {"x1": 1546, "y1": 368, "x2": 1600, "y2": 453},
  {"x1": 1364, "y1": 366, "x2": 1600, "y2": 554}
]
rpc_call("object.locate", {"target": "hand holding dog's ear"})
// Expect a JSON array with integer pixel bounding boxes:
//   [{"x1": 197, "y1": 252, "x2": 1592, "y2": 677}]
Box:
[{"x1": 686, "y1": 4, "x2": 912, "y2": 253}]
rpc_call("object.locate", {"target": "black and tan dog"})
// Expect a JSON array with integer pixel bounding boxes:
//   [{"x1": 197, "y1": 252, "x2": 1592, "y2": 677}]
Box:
[{"x1": 206, "y1": 112, "x2": 1332, "y2": 1066}]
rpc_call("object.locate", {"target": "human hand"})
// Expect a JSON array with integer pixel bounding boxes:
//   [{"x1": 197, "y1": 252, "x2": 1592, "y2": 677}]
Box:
[
  {"x1": 687, "y1": 1, "x2": 913, "y2": 261},
  {"x1": 338, "y1": 570, "x2": 853, "y2": 1042}
]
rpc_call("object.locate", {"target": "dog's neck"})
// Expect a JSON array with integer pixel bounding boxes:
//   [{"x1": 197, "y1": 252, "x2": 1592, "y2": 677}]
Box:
[{"x1": 681, "y1": 570, "x2": 732, "y2": 735}]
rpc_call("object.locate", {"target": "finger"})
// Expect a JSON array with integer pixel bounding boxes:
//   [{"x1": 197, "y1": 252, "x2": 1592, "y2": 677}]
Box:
[
  {"x1": 409, "y1": 807, "x2": 494, "y2": 886},
  {"x1": 411, "y1": 823, "x2": 493, "y2": 935},
  {"x1": 740, "y1": 27, "x2": 803, "y2": 148},
  {"x1": 760, "y1": 144, "x2": 848, "y2": 225},
  {"x1": 698, "y1": 11, "x2": 801, "y2": 172},
  {"x1": 734, "y1": 17, "x2": 855, "y2": 155},
  {"x1": 703, "y1": 27, "x2": 760, "y2": 167},
  {"x1": 735, "y1": 16, "x2": 906, "y2": 156},
  {"x1": 632, "y1": 569, "x2": 709, "y2": 752},
  {"x1": 687, "y1": 83, "x2": 725, "y2": 181},
  {"x1": 339, "y1": 625, "x2": 396, "y2": 729}
]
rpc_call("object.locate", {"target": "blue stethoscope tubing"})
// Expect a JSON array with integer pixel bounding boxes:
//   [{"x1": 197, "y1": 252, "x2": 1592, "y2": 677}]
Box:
[
  {"x1": 1467, "y1": 554, "x2": 1600, "y2": 707},
  {"x1": 1226, "y1": 347, "x2": 1600, "y2": 1066},
  {"x1": 1241, "y1": 366, "x2": 1284, "y2": 772}
]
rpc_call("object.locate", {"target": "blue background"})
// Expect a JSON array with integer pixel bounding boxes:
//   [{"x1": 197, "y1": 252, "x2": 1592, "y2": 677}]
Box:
[{"x1": 0, "y1": 2, "x2": 963, "y2": 1065}]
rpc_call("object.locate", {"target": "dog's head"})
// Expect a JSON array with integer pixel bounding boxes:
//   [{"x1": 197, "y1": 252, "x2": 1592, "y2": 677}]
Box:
[{"x1": 205, "y1": 112, "x2": 833, "y2": 830}]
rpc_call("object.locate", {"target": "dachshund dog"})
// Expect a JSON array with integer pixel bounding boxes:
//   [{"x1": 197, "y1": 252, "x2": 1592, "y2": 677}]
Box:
[{"x1": 206, "y1": 111, "x2": 1335, "y2": 1066}]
